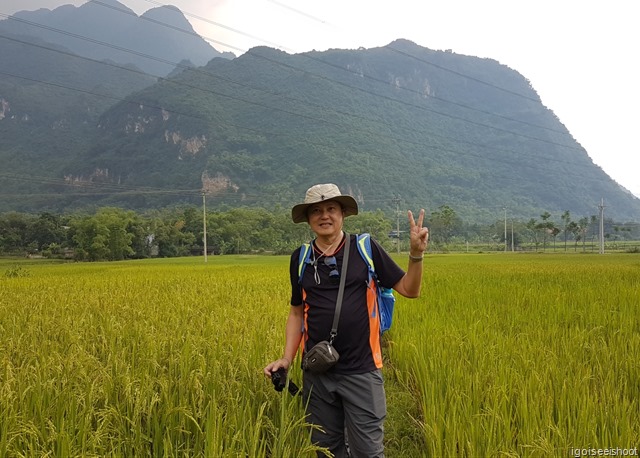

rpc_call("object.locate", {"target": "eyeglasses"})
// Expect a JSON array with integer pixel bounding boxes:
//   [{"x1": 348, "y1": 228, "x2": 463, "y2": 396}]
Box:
[{"x1": 324, "y1": 256, "x2": 340, "y2": 285}]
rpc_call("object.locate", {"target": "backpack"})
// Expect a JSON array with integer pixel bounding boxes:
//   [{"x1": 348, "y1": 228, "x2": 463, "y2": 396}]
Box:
[{"x1": 297, "y1": 233, "x2": 396, "y2": 334}]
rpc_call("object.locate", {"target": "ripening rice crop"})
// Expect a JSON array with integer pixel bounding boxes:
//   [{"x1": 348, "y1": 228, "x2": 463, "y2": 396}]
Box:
[
  {"x1": 388, "y1": 253, "x2": 640, "y2": 456},
  {"x1": 0, "y1": 253, "x2": 638, "y2": 457},
  {"x1": 0, "y1": 257, "x2": 320, "y2": 457}
]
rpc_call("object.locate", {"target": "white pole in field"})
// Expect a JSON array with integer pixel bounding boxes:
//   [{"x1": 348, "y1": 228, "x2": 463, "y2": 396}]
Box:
[
  {"x1": 511, "y1": 219, "x2": 514, "y2": 252},
  {"x1": 504, "y1": 207, "x2": 507, "y2": 252},
  {"x1": 202, "y1": 192, "x2": 208, "y2": 263},
  {"x1": 598, "y1": 198, "x2": 605, "y2": 254},
  {"x1": 393, "y1": 196, "x2": 400, "y2": 254}
]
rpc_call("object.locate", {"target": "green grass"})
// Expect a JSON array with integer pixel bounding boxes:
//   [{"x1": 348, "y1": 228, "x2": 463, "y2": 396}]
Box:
[
  {"x1": 387, "y1": 253, "x2": 640, "y2": 456},
  {"x1": 1, "y1": 253, "x2": 639, "y2": 456},
  {"x1": 0, "y1": 257, "x2": 320, "y2": 456}
]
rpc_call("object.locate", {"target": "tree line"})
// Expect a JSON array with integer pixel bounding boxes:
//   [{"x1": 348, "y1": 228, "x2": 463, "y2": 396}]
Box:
[
  {"x1": 428, "y1": 206, "x2": 639, "y2": 252},
  {"x1": 0, "y1": 206, "x2": 637, "y2": 261}
]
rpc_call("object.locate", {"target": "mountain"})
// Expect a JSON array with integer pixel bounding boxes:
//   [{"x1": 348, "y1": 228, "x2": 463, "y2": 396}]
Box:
[
  {"x1": 1, "y1": 32, "x2": 639, "y2": 222},
  {"x1": 0, "y1": 0, "x2": 233, "y2": 76},
  {"x1": 0, "y1": 29, "x2": 156, "y2": 188}
]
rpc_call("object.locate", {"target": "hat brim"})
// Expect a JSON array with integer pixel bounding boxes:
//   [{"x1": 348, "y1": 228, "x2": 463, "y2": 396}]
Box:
[{"x1": 291, "y1": 196, "x2": 359, "y2": 223}]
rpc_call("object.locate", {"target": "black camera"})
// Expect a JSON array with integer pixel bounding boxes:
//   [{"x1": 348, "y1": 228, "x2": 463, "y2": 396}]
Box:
[{"x1": 271, "y1": 367, "x2": 300, "y2": 396}]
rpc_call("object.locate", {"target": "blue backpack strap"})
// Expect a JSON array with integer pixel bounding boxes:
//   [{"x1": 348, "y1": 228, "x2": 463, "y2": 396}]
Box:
[
  {"x1": 297, "y1": 242, "x2": 313, "y2": 284},
  {"x1": 356, "y1": 233, "x2": 376, "y2": 318},
  {"x1": 356, "y1": 233, "x2": 376, "y2": 280},
  {"x1": 356, "y1": 233, "x2": 395, "y2": 334},
  {"x1": 297, "y1": 242, "x2": 313, "y2": 338}
]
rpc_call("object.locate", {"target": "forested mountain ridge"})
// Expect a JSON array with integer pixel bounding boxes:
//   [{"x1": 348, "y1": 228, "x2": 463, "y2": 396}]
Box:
[
  {"x1": 1, "y1": 22, "x2": 639, "y2": 222},
  {"x1": 70, "y1": 39, "x2": 640, "y2": 221},
  {"x1": 0, "y1": 0, "x2": 233, "y2": 76},
  {"x1": 0, "y1": 29, "x2": 157, "y2": 184}
]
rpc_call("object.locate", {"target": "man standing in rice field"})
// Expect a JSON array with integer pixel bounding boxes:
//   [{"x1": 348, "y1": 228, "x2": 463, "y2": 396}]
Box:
[{"x1": 264, "y1": 183, "x2": 429, "y2": 458}]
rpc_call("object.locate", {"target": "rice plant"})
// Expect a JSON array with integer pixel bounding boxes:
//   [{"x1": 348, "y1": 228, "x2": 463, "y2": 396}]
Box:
[
  {"x1": 1, "y1": 253, "x2": 638, "y2": 456},
  {"x1": 0, "y1": 257, "x2": 320, "y2": 457},
  {"x1": 387, "y1": 253, "x2": 640, "y2": 457}
]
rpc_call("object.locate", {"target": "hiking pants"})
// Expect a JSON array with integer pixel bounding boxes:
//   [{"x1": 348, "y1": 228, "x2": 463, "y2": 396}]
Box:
[{"x1": 303, "y1": 369, "x2": 386, "y2": 458}]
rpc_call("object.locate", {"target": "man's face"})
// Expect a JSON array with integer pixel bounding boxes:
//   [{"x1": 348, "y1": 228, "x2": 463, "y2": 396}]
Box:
[{"x1": 307, "y1": 201, "x2": 344, "y2": 238}]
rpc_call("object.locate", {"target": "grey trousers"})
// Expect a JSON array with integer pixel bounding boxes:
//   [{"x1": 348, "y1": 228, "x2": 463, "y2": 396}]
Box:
[{"x1": 303, "y1": 369, "x2": 386, "y2": 458}]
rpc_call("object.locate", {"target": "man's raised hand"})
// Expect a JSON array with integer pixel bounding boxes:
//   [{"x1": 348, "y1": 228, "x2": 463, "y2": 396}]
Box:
[{"x1": 408, "y1": 209, "x2": 429, "y2": 254}]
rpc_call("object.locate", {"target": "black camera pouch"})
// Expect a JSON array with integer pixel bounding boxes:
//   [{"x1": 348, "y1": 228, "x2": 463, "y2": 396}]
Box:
[{"x1": 302, "y1": 340, "x2": 339, "y2": 373}]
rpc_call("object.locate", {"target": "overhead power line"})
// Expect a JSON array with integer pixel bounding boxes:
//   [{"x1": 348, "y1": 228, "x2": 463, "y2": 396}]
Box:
[
  {"x1": 87, "y1": 0, "x2": 246, "y2": 54},
  {"x1": 99, "y1": 0, "x2": 292, "y2": 52},
  {"x1": 0, "y1": 66, "x2": 604, "y2": 191},
  {"x1": 102, "y1": 0, "x2": 574, "y2": 140},
  {"x1": 262, "y1": 0, "x2": 547, "y2": 105},
  {"x1": 0, "y1": 8, "x2": 579, "y2": 158},
  {"x1": 3, "y1": 2, "x2": 575, "y2": 149},
  {"x1": 0, "y1": 3, "x2": 625, "y2": 201}
]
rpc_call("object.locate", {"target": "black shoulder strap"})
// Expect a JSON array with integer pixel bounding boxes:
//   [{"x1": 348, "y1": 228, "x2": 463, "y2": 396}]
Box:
[{"x1": 329, "y1": 233, "x2": 350, "y2": 344}]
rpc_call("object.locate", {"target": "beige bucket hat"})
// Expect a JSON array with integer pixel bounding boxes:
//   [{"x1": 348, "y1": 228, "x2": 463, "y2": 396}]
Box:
[{"x1": 291, "y1": 183, "x2": 359, "y2": 223}]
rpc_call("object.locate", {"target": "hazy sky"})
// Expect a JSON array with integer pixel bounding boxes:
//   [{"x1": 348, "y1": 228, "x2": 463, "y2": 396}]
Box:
[{"x1": 3, "y1": 0, "x2": 639, "y2": 200}]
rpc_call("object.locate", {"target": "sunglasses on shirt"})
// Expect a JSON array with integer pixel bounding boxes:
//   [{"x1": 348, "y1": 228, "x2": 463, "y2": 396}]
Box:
[{"x1": 324, "y1": 256, "x2": 340, "y2": 285}]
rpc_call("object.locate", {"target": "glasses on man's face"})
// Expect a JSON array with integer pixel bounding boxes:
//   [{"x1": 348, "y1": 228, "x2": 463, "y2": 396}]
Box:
[{"x1": 324, "y1": 256, "x2": 340, "y2": 285}]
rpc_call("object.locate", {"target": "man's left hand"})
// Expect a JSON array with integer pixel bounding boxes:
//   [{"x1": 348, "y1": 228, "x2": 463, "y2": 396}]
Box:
[{"x1": 408, "y1": 209, "x2": 429, "y2": 255}]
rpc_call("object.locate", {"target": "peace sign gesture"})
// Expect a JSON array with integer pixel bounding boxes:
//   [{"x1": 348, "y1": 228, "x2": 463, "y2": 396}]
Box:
[{"x1": 408, "y1": 209, "x2": 429, "y2": 255}]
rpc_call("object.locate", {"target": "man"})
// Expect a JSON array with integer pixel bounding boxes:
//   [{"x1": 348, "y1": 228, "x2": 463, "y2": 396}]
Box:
[{"x1": 264, "y1": 183, "x2": 428, "y2": 457}]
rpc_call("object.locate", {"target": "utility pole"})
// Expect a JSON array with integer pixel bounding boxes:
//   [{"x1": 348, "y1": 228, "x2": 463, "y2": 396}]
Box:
[
  {"x1": 511, "y1": 219, "x2": 514, "y2": 252},
  {"x1": 202, "y1": 192, "x2": 208, "y2": 263},
  {"x1": 503, "y1": 207, "x2": 507, "y2": 252},
  {"x1": 393, "y1": 195, "x2": 401, "y2": 254},
  {"x1": 598, "y1": 198, "x2": 605, "y2": 254}
]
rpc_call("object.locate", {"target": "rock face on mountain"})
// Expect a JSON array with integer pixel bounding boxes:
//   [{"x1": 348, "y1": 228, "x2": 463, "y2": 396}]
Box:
[{"x1": 1, "y1": 9, "x2": 639, "y2": 223}]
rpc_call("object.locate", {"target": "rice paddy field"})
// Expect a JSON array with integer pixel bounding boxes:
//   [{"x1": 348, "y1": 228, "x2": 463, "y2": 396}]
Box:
[{"x1": 1, "y1": 253, "x2": 639, "y2": 457}]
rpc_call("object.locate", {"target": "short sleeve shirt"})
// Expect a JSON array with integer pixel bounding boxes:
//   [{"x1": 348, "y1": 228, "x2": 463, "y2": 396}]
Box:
[{"x1": 290, "y1": 234, "x2": 405, "y2": 374}]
